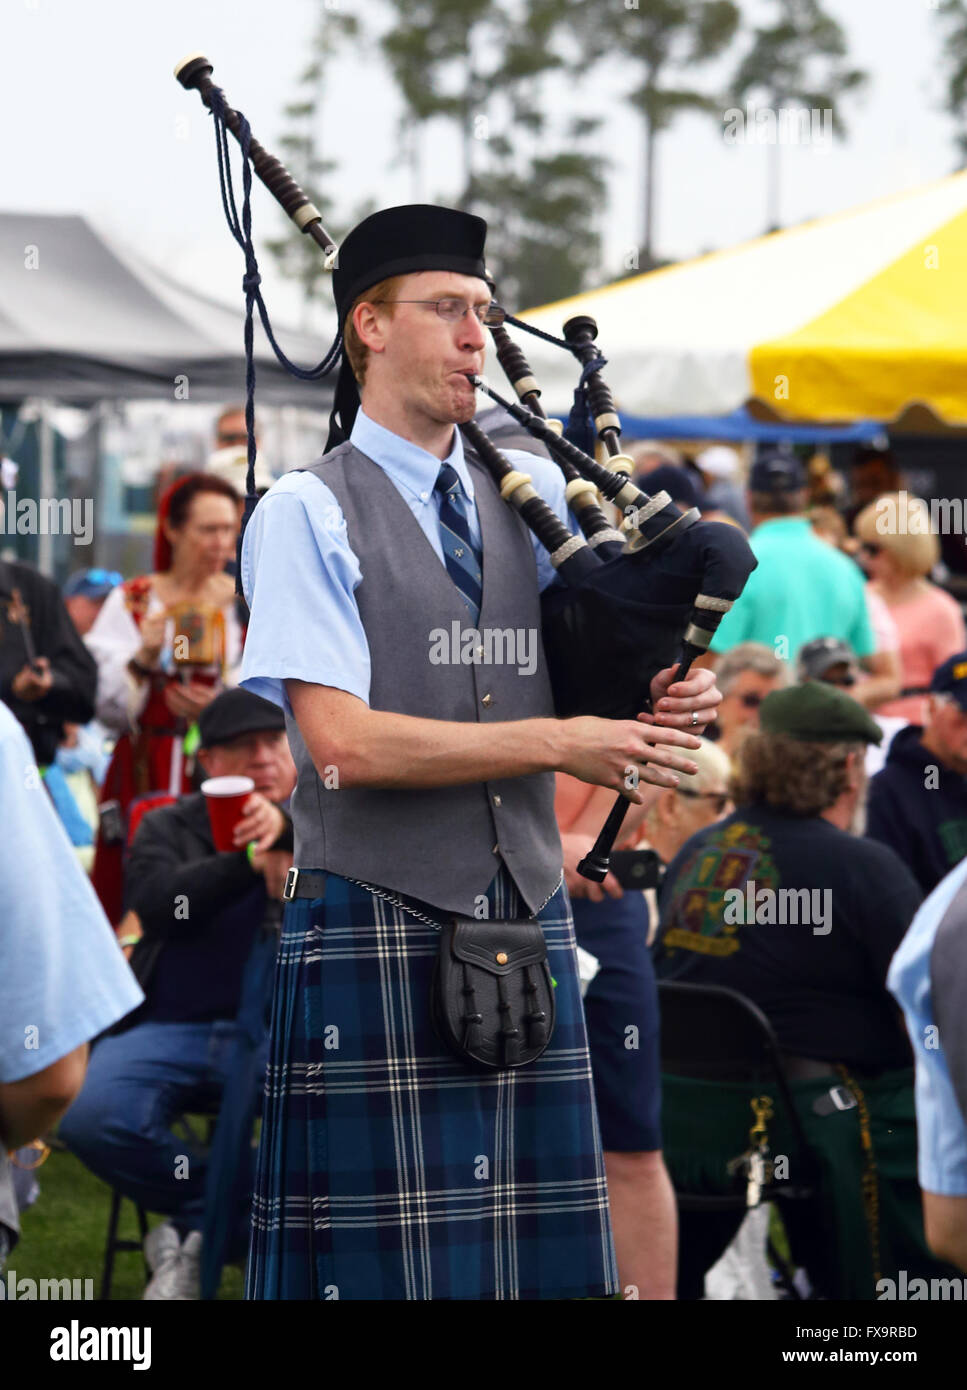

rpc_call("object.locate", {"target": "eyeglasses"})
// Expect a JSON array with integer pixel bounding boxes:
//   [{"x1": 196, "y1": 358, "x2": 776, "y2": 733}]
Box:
[
  {"x1": 375, "y1": 297, "x2": 506, "y2": 326},
  {"x1": 677, "y1": 789, "x2": 733, "y2": 815},
  {"x1": 217, "y1": 431, "x2": 249, "y2": 447}
]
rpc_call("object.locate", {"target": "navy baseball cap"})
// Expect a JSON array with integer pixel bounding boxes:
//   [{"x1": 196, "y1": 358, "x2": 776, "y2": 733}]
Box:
[
  {"x1": 63, "y1": 568, "x2": 122, "y2": 600},
  {"x1": 930, "y1": 652, "x2": 967, "y2": 711},
  {"x1": 749, "y1": 453, "x2": 807, "y2": 493}
]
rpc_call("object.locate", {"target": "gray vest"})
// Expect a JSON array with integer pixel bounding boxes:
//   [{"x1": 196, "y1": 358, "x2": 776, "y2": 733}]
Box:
[{"x1": 284, "y1": 440, "x2": 562, "y2": 916}]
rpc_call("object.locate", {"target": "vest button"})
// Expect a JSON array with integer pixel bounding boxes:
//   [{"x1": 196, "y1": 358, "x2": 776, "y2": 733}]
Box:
[
  {"x1": 493, "y1": 794, "x2": 502, "y2": 806},
  {"x1": 481, "y1": 692, "x2": 493, "y2": 706}
]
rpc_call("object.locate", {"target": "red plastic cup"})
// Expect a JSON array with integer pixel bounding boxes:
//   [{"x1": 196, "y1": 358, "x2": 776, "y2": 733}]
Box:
[{"x1": 201, "y1": 775, "x2": 255, "y2": 852}]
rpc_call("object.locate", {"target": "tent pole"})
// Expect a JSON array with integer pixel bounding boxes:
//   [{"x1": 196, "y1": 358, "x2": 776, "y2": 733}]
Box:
[{"x1": 38, "y1": 400, "x2": 54, "y2": 577}]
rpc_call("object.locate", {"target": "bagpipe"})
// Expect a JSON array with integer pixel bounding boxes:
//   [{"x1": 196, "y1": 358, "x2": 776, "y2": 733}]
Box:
[{"x1": 174, "y1": 53, "x2": 757, "y2": 880}]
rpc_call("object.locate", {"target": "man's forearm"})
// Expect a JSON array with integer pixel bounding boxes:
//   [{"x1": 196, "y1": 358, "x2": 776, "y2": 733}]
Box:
[{"x1": 288, "y1": 680, "x2": 566, "y2": 789}]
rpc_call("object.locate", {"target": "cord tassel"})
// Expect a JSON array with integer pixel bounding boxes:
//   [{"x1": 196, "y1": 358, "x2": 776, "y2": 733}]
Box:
[
  {"x1": 521, "y1": 965, "x2": 548, "y2": 1049},
  {"x1": 496, "y1": 973, "x2": 521, "y2": 1066},
  {"x1": 460, "y1": 963, "x2": 484, "y2": 1054}
]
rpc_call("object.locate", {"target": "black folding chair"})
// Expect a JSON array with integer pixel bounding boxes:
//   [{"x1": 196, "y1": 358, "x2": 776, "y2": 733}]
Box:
[
  {"x1": 658, "y1": 980, "x2": 822, "y2": 1298},
  {"x1": 99, "y1": 1109, "x2": 218, "y2": 1301}
]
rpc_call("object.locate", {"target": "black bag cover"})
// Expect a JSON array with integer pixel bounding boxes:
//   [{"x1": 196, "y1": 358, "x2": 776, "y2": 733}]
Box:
[{"x1": 431, "y1": 919, "x2": 556, "y2": 1069}]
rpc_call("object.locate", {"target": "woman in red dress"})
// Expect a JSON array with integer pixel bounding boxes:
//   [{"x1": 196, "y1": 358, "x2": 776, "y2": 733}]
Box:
[{"x1": 88, "y1": 473, "x2": 243, "y2": 921}]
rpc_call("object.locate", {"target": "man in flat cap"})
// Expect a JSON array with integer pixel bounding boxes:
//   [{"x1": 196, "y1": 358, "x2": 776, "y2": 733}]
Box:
[
  {"x1": 238, "y1": 203, "x2": 721, "y2": 1300},
  {"x1": 868, "y1": 652, "x2": 967, "y2": 895},
  {"x1": 655, "y1": 682, "x2": 937, "y2": 1297},
  {"x1": 60, "y1": 689, "x2": 296, "y2": 1299}
]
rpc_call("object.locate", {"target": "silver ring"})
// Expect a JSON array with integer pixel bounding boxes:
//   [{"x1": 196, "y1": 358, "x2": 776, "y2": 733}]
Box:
[{"x1": 690, "y1": 711, "x2": 699, "y2": 727}]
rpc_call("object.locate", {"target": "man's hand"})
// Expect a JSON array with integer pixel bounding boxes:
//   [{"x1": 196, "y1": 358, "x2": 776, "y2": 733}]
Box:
[
  {"x1": 562, "y1": 832, "x2": 623, "y2": 902},
  {"x1": 646, "y1": 663, "x2": 721, "y2": 732},
  {"x1": 251, "y1": 848, "x2": 293, "y2": 900},
  {"x1": 163, "y1": 680, "x2": 219, "y2": 720},
  {"x1": 233, "y1": 793, "x2": 286, "y2": 852},
  {"x1": 11, "y1": 657, "x2": 53, "y2": 703},
  {"x1": 559, "y1": 716, "x2": 700, "y2": 801}
]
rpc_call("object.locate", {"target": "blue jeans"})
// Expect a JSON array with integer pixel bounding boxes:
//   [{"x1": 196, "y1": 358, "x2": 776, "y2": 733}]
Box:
[{"x1": 60, "y1": 1020, "x2": 268, "y2": 1256}]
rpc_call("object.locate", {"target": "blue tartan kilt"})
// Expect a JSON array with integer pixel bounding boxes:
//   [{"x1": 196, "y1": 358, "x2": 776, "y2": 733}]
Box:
[{"x1": 245, "y1": 868, "x2": 617, "y2": 1300}]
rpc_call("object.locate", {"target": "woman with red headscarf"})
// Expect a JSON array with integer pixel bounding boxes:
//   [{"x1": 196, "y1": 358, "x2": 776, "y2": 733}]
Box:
[{"x1": 87, "y1": 473, "x2": 243, "y2": 921}]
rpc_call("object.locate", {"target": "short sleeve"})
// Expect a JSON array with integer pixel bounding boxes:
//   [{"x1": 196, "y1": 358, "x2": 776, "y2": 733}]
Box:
[
  {"x1": 930, "y1": 590, "x2": 967, "y2": 668},
  {"x1": 889, "y1": 860, "x2": 967, "y2": 1195},
  {"x1": 240, "y1": 473, "x2": 371, "y2": 711},
  {"x1": 0, "y1": 705, "x2": 144, "y2": 1082}
]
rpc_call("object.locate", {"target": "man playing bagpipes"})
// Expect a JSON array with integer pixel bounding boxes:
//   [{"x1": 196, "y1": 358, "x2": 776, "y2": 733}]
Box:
[{"x1": 238, "y1": 204, "x2": 723, "y2": 1300}]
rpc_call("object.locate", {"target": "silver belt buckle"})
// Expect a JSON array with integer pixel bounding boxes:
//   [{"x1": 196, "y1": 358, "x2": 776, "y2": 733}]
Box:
[
  {"x1": 828, "y1": 1084, "x2": 856, "y2": 1112},
  {"x1": 282, "y1": 867, "x2": 299, "y2": 902}
]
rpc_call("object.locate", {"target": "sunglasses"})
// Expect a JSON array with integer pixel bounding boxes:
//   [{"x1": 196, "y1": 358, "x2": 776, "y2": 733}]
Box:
[
  {"x1": 823, "y1": 672, "x2": 857, "y2": 688},
  {"x1": 73, "y1": 568, "x2": 122, "y2": 589},
  {"x1": 217, "y1": 431, "x2": 249, "y2": 447},
  {"x1": 677, "y1": 789, "x2": 732, "y2": 815},
  {"x1": 739, "y1": 692, "x2": 764, "y2": 709},
  {"x1": 859, "y1": 542, "x2": 882, "y2": 557}
]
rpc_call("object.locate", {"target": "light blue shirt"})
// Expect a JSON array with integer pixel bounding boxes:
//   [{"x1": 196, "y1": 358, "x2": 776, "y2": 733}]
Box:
[
  {"x1": 0, "y1": 701, "x2": 143, "y2": 1085},
  {"x1": 888, "y1": 855, "x2": 967, "y2": 1195},
  {"x1": 240, "y1": 409, "x2": 574, "y2": 712}
]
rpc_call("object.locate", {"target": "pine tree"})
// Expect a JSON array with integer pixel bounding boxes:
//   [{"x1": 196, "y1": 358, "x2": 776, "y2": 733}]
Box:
[
  {"x1": 936, "y1": 0, "x2": 967, "y2": 165},
  {"x1": 729, "y1": 0, "x2": 867, "y2": 231}
]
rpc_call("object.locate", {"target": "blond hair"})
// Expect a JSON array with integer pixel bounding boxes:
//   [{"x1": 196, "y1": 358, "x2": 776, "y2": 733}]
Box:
[
  {"x1": 343, "y1": 274, "x2": 409, "y2": 386},
  {"x1": 854, "y1": 493, "x2": 938, "y2": 578}
]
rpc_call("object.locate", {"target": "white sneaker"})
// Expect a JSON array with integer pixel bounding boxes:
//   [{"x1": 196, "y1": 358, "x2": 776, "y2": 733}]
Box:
[
  {"x1": 143, "y1": 1225, "x2": 202, "y2": 1300},
  {"x1": 143, "y1": 1222, "x2": 181, "y2": 1273}
]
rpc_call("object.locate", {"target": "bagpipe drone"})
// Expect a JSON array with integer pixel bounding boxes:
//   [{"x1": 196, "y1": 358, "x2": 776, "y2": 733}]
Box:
[{"x1": 173, "y1": 53, "x2": 756, "y2": 881}]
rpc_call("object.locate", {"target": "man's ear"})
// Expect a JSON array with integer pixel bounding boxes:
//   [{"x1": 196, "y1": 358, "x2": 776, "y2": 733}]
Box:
[
  {"x1": 657, "y1": 788, "x2": 679, "y2": 826},
  {"x1": 197, "y1": 747, "x2": 213, "y2": 778},
  {"x1": 353, "y1": 300, "x2": 388, "y2": 355}
]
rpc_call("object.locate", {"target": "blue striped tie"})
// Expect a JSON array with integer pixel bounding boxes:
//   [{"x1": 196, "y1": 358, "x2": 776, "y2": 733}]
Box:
[{"x1": 435, "y1": 462, "x2": 483, "y2": 625}]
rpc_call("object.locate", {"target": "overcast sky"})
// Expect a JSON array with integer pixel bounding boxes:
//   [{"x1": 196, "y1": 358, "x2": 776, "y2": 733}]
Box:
[{"x1": 1, "y1": 0, "x2": 953, "y2": 329}]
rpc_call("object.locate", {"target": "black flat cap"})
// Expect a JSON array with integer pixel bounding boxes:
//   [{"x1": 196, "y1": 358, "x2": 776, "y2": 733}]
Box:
[
  {"x1": 332, "y1": 203, "x2": 488, "y2": 327},
  {"x1": 198, "y1": 688, "x2": 286, "y2": 748}
]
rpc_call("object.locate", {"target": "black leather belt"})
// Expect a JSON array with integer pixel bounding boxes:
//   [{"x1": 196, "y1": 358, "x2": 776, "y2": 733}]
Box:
[
  {"x1": 282, "y1": 868, "x2": 328, "y2": 902},
  {"x1": 782, "y1": 1054, "x2": 861, "y2": 1116}
]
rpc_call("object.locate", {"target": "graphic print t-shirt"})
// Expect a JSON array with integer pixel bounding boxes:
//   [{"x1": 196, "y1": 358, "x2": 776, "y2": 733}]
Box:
[{"x1": 655, "y1": 806, "x2": 921, "y2": 1070}]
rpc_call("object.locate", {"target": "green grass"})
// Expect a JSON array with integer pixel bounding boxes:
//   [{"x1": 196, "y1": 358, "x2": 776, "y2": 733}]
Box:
[{"x1": 12, "y1": 1148, "x2": 244, "y2": 1300}]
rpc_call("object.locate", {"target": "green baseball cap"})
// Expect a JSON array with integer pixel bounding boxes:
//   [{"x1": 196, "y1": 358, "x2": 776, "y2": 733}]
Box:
[{"x1": 760, "y1": 681, "x2": 882, "y2": 745}]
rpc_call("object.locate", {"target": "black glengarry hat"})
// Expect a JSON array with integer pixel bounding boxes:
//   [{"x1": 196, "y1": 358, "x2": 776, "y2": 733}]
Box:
[{"x1": 328, "y1": 204, "x2": 488, "y2": 449}]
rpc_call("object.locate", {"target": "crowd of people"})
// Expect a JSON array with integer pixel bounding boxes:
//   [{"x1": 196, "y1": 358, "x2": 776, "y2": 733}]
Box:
[{"x1": 3, "y1": 207, "x2": 967, "y2": 1303}]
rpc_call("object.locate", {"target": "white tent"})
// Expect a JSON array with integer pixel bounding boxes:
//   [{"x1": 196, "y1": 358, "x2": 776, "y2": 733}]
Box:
[{"x1": 517, "y1": 171, "x2": 967, "y2": 426}]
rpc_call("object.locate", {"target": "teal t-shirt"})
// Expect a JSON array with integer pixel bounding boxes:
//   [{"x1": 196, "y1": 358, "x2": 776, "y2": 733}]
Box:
[{"x1": 710, "y1": 517, "x2": 875, "y2": 662}]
